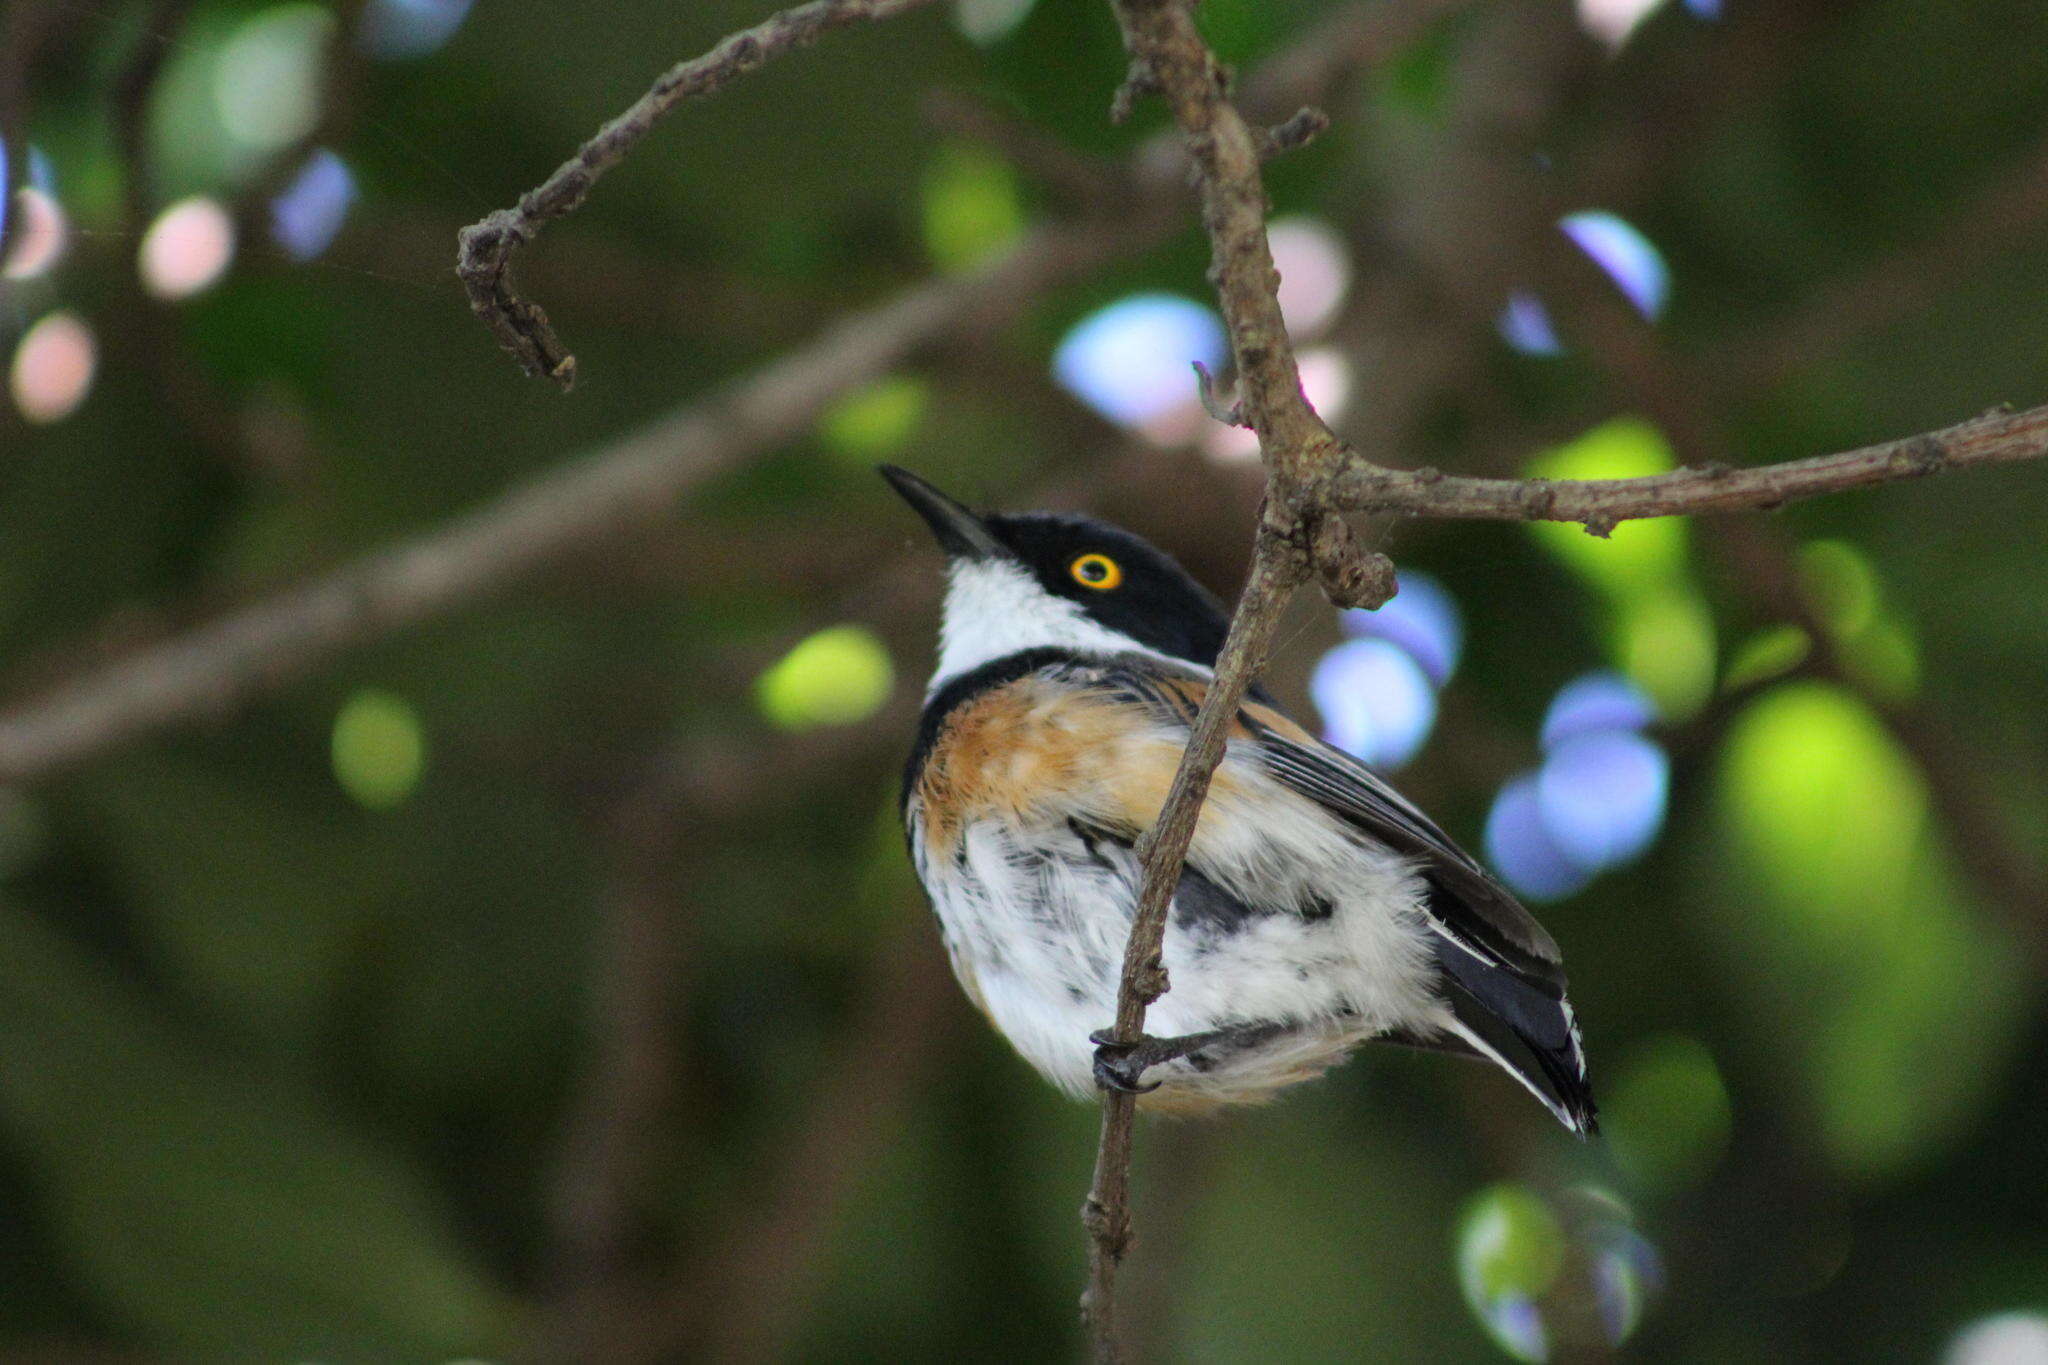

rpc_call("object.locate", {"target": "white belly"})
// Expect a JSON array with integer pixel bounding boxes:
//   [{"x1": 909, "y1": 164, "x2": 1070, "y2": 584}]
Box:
[{"x1": 908, "y1": 777, "x2": 1446, "y2": 1108}]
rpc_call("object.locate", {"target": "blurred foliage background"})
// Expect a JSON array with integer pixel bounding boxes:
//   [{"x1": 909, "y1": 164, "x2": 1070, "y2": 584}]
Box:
[{"x1": 3, "y1": 0, "x2": 2048, "y2": 1360}]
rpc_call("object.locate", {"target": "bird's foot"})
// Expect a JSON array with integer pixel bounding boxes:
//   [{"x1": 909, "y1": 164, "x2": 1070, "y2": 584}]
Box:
[{"x1": 1088, "y1": 1027, "x2": 1229, "y2": 1095}]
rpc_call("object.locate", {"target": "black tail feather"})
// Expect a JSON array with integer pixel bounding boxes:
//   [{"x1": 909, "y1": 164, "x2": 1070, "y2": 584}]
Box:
[{"x1": 1435, "y1": 955, "x2": 1598, "y2": 1136}]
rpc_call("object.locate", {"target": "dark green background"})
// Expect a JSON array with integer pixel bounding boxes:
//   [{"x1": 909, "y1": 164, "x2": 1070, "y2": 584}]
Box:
[{"x1": 3, "y1": 0, "x2": 2046, "y2": 1359}]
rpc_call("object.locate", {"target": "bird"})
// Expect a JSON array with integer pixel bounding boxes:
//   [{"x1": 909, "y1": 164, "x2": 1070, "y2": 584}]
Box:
[{"x1": 880, "y1": 465, "x2": 1596, "y2": 1132}]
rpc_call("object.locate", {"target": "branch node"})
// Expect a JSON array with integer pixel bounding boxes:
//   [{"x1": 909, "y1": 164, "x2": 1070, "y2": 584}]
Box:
[
  {"x1": 1309, "y1": 512, "x2": 1397, "y2": 609},
  {"x1": 1081, "y1": 1197, "x2": 1130, "y2": 1259},
  {"x1": 1192, "y1": 362, "x2": 1248, "y2": 427},
  {"x1": 1905, "y1": 434, "x2": 1947, "y2": 473},
  {"x1": 456, "y1": 213, "x2": 578, "y2": 390},
  {"x1": 1580, "y1": 513, "x2": 1619, "y2": 539},
  {"x1": 1257, "y1": 106, "x2": 1330, "y2": 160},
  {"x1": 1110, "y1": 60, "x2": 1160, "y2": 124}
]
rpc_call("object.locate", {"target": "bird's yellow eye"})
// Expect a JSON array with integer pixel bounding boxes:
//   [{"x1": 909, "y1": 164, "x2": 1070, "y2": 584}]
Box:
[{"x1": 1070, "y1": 553, "x2": 1123, "y2": 590}]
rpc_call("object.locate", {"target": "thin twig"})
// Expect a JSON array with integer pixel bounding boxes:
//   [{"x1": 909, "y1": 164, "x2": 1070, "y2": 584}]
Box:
[
  {"x1": 1080, "y1": 525, "x2": 1305, "y2": 1359},
  {"x1": 0, "y1": 220, "x2": 1136, "y2": 785},
  {"x1": 455, "y1": 0, "x2": 944, "y2": 386},
  {"x1": 1330, "y1": 401, "x2": 2048, "y2": 531}
]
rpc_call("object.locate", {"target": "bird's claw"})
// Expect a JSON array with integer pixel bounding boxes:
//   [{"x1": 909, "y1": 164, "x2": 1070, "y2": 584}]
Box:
[{"x1": 1089, "y1": 1028, "x2": 1164, "y2": 1094}]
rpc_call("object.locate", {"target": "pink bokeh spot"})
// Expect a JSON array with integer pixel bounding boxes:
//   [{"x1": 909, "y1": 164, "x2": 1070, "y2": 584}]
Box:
[
  {"x1": 139, "y1": 197, "x2": 237, "y2": 301},
  {"x1": 10, "y1": 311, "x2": 97, "y2": 424}
]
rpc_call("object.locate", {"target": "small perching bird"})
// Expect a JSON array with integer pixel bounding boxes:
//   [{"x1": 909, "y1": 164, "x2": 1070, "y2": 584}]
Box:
[{"x1": 882, "y1": 466, "x2": 1596, "y2": 1132}]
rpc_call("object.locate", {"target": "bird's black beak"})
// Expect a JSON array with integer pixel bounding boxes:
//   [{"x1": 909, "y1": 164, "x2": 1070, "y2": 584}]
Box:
[{"x1": 878, "y1": 465, "x2": 1007, "y2": 560}]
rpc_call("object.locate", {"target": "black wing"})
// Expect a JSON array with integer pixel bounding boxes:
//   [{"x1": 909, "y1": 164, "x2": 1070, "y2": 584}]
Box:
[
  {"x1": 1048, "y1": 654, "x2": 1595, "y2": 1132},
  {"x1": 1238, "y1": 708, "x2": 1596, "y2": 1132}
]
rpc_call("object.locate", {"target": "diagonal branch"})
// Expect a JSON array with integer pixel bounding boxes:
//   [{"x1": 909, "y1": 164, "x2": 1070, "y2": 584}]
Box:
[
  {"x1": 0, "y1": 220, "x2": 1137, "y2": 786},
  {"x1": 456, "y1": 0, "x2": 944, "y2": 386}
]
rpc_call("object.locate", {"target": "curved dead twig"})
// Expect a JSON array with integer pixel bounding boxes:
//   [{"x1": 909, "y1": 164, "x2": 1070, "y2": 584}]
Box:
[{"x1": 456, "y1": 0, "x2": 944, "y2": 386}]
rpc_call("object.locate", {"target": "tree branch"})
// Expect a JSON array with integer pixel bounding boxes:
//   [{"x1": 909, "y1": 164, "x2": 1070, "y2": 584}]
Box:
[
  {"x1": 1331, "y1": 401, "x2": 2048, "y2": 533},
  {"x1": 1075, "y1": 2, "x2": 2048, "y2": 1359},
  {"x1": 0, "y1": 220, "x2": 1137, "y2": 786},
  {"x1": 1080, "y1": 524, "x2": 1304, "y2": 1357},
  {"x1": 455, "y1": 0, "x2": 944, "y2": 386},
  {"x1": 1081, "y1": 0, "x2": 1399, "y2": 1354}
]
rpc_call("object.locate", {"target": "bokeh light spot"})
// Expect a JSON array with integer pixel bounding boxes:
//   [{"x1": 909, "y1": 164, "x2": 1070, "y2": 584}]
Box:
[
  {"x1": 1723, "y1": 623, "x2": 1812, "y2": 693},
  {"x1": 1267, "y1": 216, "x2": 1351, "y2": 338},
  {"x1": 214, "y1": 5, "x2": 337, "y2": 154},
  {"x1": 954, "y1": 0, "x2": 1037, "y2": 46},
  {"x1": 331, "y1": 689, "x2": 426, "y2": 810},
  {"x1": 1577, "y1": 0, "x2": 1665, "y2": 48},
  {"x1": 1459, "y1": 1184, "x2": 1566, "y2": 1362},
  {"x1": 1053, "y1": 293, "x2": 1225, "y2": 430},
  {"x1": 1541, "y1": 671, "x2": 1655, "y2": 749},
  {"x1": 9, "y1": 311, "x2": 97, "y2": 424},
  {"x1": 1720, "y1": 681, "x2": 2022, "y2": 1178},
  {"x1": 922, "y1": 145, "x2": 1022, "y2": 273},
  {"x1": 1537, "y1": 730, "x2": 1669, "y2": 871},
  {"x1": 1722, "y1": 682, "x2": 1925, "y2": 903},
  {"x1": 756, "y1": 626, "x2": 895, "y2": 731},
  {"x1": 1603, "y1": 1034, "x2": 1733, "y2": 1193},
  {"x1": 1339, "y1": 569, "x2": 1462, "y2": 685},
  {"x1": 1204, "y1": 347, "x2": 1351, "y2": 462},
  {"x1": 1298, "y1": 347, "x2": 1354, "y2": 427},
  {"x1": 1799, "y1": 539, "x2": 1880, "y2": 638},
  {"x1": 1310, "y1": 638, "x2": 1438, "y2": 771},
  {"x1": 1486, "y1": 773, "x2": 1592, "y2": 903},
  {"x1": 358, "y1": 0, "x2": 474, "y2": 59},
  {"x1": 1500, "y1": 290, "x2": 1563, "y2": 357},
  {"x1": 1612, "y1": 588, "x2": 1715, "y2": 720},
  {"x1": 821, "y1": 375, "x2": 929, "y2": 460},
  {"x1": 139, "y1": 197, "x2": 237, "y2": 300},
  {"x1": 1583, "y1": 1203, "x2": 1663, "y2": 1347},
  {"x1": 1945, "y1": 1313, "x2": 2048, "y2": 1365},
  {"x1": 2, "y1": 185, "x2": 68, "y2": 282},
  {"x1": 1561, "y1": 210, "x2": 1669, "y2": 319},
  {"x1": 270, "y1": 149, "x2": 357, "y2": 259},
  {"x1": 1527, "y1": 419, "x2": 1686, "y2": 595}
]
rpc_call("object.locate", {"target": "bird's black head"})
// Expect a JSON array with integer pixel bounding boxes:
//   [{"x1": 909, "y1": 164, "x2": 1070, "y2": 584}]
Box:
[{"x1": 879, "y1": 465, "x2": 1230, "y2": 670}]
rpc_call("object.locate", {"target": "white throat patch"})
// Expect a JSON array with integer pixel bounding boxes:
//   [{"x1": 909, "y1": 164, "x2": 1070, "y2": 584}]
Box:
[{"x1": 927, "y1": 559, "x2": 1202, "y2": 691}]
